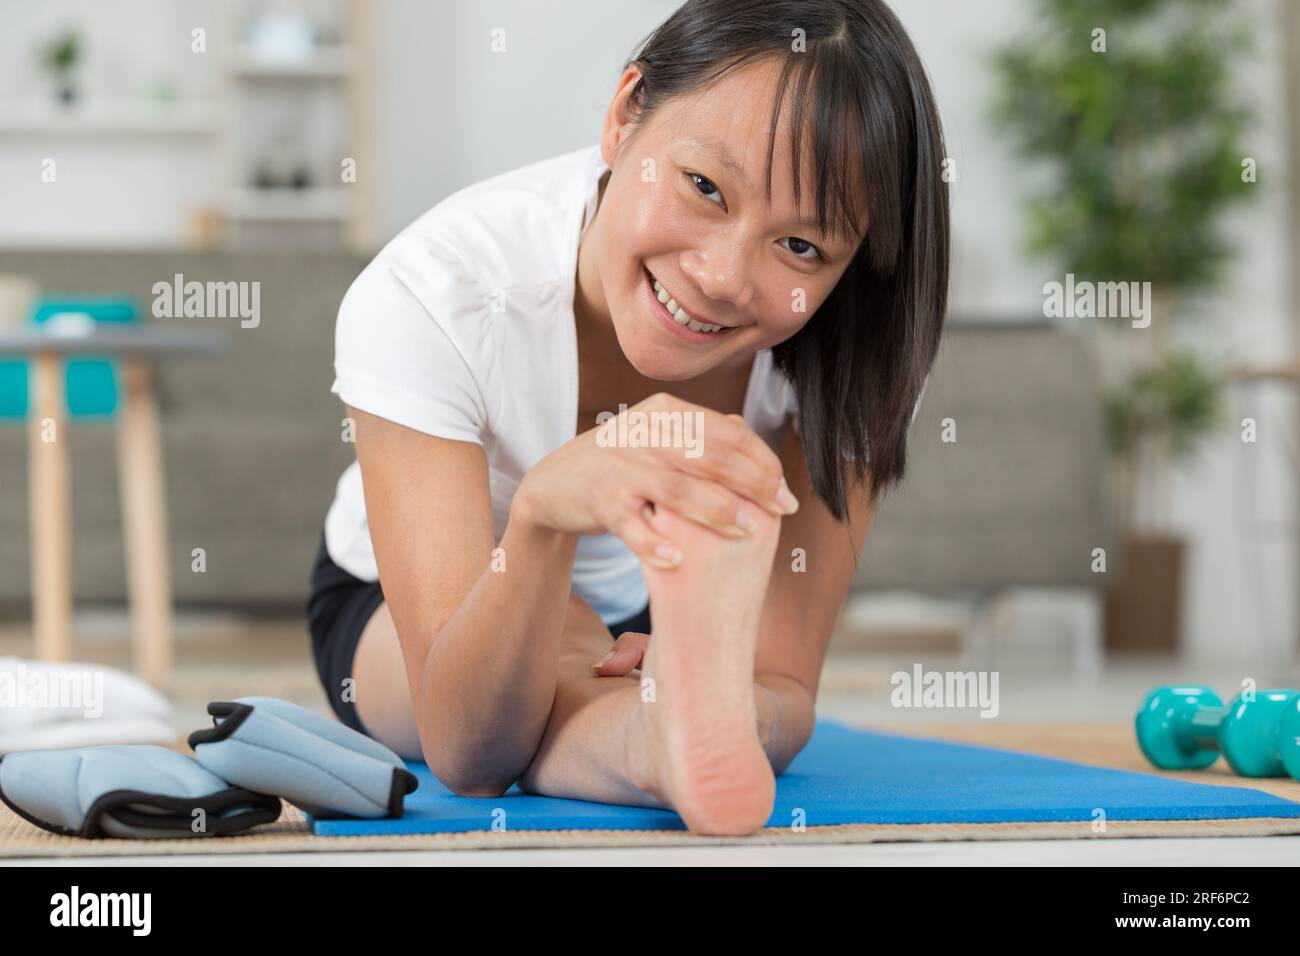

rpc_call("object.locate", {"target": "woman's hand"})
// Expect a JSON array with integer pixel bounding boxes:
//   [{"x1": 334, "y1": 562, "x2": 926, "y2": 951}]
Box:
[{"x1": 511, "y1": 392, "x2": 799, "y2": 569}]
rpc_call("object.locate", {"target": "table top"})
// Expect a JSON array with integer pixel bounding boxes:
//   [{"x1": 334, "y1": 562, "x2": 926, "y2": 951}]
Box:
[{"x1": 0, "y1": 324, "x2": 227, "y2": 357}]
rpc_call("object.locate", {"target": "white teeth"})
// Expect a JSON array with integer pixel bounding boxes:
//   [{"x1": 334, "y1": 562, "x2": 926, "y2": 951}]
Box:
[{"x1": 652, "y1": 275, "x2": 725, "y2": 333}]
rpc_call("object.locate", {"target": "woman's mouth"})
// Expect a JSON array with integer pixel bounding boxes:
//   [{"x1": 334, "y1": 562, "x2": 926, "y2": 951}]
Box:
[{"x1": 643, "y1": 265, "x2": 737, "y2": 344}]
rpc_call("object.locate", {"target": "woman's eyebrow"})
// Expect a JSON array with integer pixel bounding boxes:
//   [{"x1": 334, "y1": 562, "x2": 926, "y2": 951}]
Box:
[
  {"x1": 688, "y1": 135, "x2": 749, "y2": 186},
  {"x1": 687, "y1": 134, "x2": 844, "y2": 241}
]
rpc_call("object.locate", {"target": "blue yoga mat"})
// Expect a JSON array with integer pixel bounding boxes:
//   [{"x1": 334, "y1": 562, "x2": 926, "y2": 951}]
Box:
[{"x1": 312, "y1": 721, "x2": 1300, "y2": 835}]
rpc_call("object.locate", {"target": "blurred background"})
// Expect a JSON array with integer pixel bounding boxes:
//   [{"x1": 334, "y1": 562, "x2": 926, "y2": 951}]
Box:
[{"x1": 0, "y1": 0, "x2": 1295, "y2": 742}]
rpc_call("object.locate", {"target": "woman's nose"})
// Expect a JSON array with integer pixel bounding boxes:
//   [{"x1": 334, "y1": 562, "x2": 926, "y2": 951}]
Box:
[{"x1": 682, "y1": 245, "x2": 755, "y2": 311}]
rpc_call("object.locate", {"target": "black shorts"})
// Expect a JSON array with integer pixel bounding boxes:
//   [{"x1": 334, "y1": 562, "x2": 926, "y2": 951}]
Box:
[{"x1": 306, "y1": 532, "x2": 651, "y2": 736}]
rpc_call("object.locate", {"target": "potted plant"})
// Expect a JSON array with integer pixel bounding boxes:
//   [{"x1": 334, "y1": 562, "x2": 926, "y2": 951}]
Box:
[
  {"x1": 40, "y1": 29, "x2": 83, "y2": 106},
  {"x1": 1102, "y1": 352, "x2": 1226, "y2": 648},
  {"x1": 988, "y1": 0, "x2": 1256, "y2": 650}
]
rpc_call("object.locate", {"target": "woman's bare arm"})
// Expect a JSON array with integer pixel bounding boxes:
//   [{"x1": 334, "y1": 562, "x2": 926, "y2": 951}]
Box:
[
  {"x1": 349, "y1": 406, "x2": 579, "y2": 796},
  {"x1": 752, "y1": 421, "x2": 877, "y2": 771},
  {"x1": 350, "y1": 390, "x2": 792, "y2": 796}
]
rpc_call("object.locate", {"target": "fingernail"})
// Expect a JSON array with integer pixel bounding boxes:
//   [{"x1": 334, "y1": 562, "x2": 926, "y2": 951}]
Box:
[
  {"x1": 775, "y1": 479, "x2": 799, "y2": 514},
  {"x1": 592, "y1": 650, "x2": 616, "y2": 671},
  {"x1": 735, "y1": 509, "x2": 759, "y2": 533},
  {"x1": 651, "y1": 543, "x2": 683, "y2": 567}
]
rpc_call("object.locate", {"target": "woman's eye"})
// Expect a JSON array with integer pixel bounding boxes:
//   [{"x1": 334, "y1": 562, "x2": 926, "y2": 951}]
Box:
[
  {"x1": 782, "y1": 236, "x2": 824, "y2": 262},
  {"x1": 687, "y1": 172, "x2": 725, "y2": 207},
  {"x1": 686, "y1": 172, "x2": 823, "y2": 263}
]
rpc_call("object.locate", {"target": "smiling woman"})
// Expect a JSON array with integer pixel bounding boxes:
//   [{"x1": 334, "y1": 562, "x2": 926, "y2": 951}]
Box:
[
  {"x1": 603, "y1": 0, "x2": 949, "y2": 517},
  {"x1": 307, "y1": 0, "x2": 950, "y2": 835}
]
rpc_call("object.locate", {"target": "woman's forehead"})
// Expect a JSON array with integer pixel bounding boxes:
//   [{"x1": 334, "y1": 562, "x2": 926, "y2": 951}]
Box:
[
  {"x1": 653, "y1": 119, "x2": 868, "y2": 244},
  {"x1": 652, "y1": 62, "x2": 869, "y2": 223}
]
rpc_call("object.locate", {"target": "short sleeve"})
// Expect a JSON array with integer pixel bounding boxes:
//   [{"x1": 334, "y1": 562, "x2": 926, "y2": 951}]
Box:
[{"x1": 331, "y1": 235, "x2": 488, "y2": 445}]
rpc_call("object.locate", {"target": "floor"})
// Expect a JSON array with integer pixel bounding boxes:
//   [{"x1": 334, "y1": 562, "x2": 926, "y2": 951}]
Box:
[
  {"x1": 2, "y1": 608, "x2": 1298, "y2": 865},
  {"x1": 10, "y1": 837, "x2": 1298, "y2": 866}
]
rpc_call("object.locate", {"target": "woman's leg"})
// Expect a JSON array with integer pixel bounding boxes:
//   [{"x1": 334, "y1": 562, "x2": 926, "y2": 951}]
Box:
[
  {"x1": 349, "y1": 593, "x2": 648, "y2": 762},
  {"x1": 352, "y1": 602, "x2": 423, "y2": 759},
  {"x1": 349, "y1": 594, "x2": 625, "y2": 762},
  {"x1": 518, "y1": 504, "x2": 787, "y2": 834},
  {"x1": 352, "y1": 503, "x2": 797, "y2": 834}
]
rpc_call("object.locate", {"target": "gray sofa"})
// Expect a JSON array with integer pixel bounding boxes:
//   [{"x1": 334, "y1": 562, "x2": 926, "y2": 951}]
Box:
[
  {"x1": 0, "y1": 252, "x2": 1114, "y2": 641},
  {"x1": 856, "y1": 321, "x2": 1114, "y2": 592},
  {"x1": 855, "y1": 321, "x2": 1116, "y2": 675}
]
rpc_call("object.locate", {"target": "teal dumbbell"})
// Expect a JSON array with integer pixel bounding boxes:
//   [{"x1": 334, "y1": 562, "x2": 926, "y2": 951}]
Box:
[
  {"x1": 1135, "y1": 685, "x2": 1299, "y2": 777},
  {"x1": 1281, "y1": 695, "x2": 1300, "y2": 780}
]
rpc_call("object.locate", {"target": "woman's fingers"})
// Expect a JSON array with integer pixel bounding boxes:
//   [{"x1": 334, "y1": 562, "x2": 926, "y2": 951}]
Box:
[
  {"x1": 637, "y1": 467, "x2": 766, "y2": 540},
  {"x1": 595, "y1": 394, "x2": 797, "y2": 561},
  {"x1": 634, "y1": 395, "x2": 797, "y2": 516},
  {"x1": 704, "y1": 411, "x2": 798, "y2": 515},
  {"x1": 592, "y1": 631, "x2": 650, "y2": 676},
  {"x1": 609, "y1": 501, "x2": 684, "y2": 570}
]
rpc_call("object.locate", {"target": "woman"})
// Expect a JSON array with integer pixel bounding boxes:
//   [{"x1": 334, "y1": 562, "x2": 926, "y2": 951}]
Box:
[{"x1": 308, "y1": 0, "x2": 948, "y2": 835}]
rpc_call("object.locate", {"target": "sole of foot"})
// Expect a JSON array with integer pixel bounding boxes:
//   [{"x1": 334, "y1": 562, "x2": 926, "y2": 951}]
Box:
[{"x1": 628, "y1": 502, "x2": 780, "y2": 835}]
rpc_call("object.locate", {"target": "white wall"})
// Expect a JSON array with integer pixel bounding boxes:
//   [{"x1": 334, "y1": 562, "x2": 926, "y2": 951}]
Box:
[
  {"x1": 1165, "y1": 0, "x2": 1297, "y2": 667},
  {"x1": 0, "y1": 0, "x2": 222, "y2": 246},
  {"x1": 371, "y1": 0, "x2": 676, "y2": 239},
  {"x1": 0, "y1": 0, "x2": 220, "y2": 102}
]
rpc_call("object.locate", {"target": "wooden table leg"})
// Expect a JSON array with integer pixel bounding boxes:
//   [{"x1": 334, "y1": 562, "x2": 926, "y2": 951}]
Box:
[
  {"x1": 29, "y1": 351, "x2": 72, "y2": 662},
  {"x1": 116, "y1": 359, "x2": 173, "y2": 685}
]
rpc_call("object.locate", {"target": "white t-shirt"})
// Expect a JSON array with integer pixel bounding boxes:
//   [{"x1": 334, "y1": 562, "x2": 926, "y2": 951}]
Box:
[{"x1": 325, "y1": 143, "x2": 799, "y2": 624}]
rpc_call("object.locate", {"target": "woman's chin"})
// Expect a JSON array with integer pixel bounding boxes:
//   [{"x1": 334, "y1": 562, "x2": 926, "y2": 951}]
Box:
[{"x1": 617, "y1": 335, "x2": 708, "y2": 382}]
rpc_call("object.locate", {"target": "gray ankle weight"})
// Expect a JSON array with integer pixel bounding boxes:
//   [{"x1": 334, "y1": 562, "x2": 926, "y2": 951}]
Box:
[
  {"x1": 188, "y1": 696, "x2": 419, "y2": 820},
  {"x1": 0, "y1": 744, "x2": 282, "y2": 839}
]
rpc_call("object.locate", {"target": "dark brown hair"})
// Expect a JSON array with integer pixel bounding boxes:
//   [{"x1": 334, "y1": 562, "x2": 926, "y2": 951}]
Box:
[{"x1": 623, "y1": 0, "x2": 949, "y2": 519}]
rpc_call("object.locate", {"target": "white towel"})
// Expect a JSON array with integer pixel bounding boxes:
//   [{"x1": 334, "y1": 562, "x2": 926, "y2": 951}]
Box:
[{"x1": 0, "y1": 657, "x2": 176, "y2": 754}]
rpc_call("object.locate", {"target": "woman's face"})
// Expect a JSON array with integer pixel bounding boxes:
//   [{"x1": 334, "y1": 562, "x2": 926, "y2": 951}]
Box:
[{"x1": 587, "y1": 57, "x2": 866, "y2": 382}]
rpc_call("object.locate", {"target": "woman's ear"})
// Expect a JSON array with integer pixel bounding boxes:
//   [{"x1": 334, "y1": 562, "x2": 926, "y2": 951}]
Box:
[{"x1": 601, "y1": 63, "x2": 646, "y2": 168}]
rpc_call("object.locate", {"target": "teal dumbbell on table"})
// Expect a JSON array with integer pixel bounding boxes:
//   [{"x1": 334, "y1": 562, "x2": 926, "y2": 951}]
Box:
[{"x1": 1135, "y1": 685, "x2": 1300, "y2": 777}]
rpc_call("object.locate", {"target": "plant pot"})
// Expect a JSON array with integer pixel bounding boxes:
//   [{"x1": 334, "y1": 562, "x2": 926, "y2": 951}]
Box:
[
  {"x1": 1104, "y1": 532, "x2": 1186, "y2": 651},
  {"x1": 55, "y1": 78, "x2": 78, "y2": 106}
]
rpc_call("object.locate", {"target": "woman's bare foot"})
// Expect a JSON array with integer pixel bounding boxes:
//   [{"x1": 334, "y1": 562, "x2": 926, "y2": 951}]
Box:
[{"x1": 624, "y1": 502, "x2": 781, "y2": 835}]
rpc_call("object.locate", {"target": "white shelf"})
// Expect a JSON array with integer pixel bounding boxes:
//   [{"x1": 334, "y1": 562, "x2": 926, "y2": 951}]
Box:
[
  {"x1": 226, "y1": 188, "x2": 350, "y2": 222},
  {"x1": 227, "y1": 48, "x2": 353, "y2": 79},
  {"x1": 0, "y1": 102, "x2": 220, "y2": 134}
]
